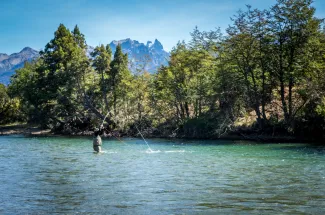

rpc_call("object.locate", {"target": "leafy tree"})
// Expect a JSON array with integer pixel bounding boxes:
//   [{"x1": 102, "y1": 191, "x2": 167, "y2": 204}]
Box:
[
  {"x1": 0, "y1": 84, "x2": 22, "y2": 124},
  {"x1": 40, "y1": 24, "x2": 91, "y2": 128},
  {"x1": 152, "y1": 34, "x2": 217, "y2": 122},
  {"x1": 225, "y1": 6, "x2": 274, "y2": 128},
  {"x1": 91, "y1": 44, "x2": 112, "y2": 112},
  {"x1": 72, "y1": 25, "x2": 87, "y2": 50},
  {"x1": 9, "y1": 60, "x2": 51, "y2": 124},
  {"x1": 270, "y1": 0, "x2": 323, "y2": 123},
  {"x1": 109, "y1": 44, "x2": 131, "y2": 117}
]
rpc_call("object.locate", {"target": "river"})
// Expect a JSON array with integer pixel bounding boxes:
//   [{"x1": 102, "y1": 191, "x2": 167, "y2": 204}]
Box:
[{"x1": 0, "y1": 136, "x2": 324, "y2": 214}]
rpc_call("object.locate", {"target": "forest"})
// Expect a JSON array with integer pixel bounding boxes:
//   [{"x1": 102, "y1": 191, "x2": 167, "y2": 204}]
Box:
[{"x1": 1, "y1": 0, "x2": 325, "y2": 141}]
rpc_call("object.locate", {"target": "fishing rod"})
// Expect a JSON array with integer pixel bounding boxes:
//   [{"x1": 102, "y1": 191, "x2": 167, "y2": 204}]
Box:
[{"x1": 100, "y1": 111, "x2": 111, "y2": 127}]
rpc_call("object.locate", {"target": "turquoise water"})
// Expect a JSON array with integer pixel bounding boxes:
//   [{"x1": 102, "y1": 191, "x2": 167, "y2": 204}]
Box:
[{"x1": 0, "y1": 136, "x2": 324, "y2": 214}]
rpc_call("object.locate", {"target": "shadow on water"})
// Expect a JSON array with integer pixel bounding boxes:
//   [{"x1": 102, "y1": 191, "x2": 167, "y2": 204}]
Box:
[{"x1": 270, "y1": 144, "x2": 325, "y2": 155}]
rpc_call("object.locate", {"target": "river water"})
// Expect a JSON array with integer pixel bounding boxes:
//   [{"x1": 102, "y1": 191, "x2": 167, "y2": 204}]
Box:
[{"x1": 0, "y1": 136, "x2": 324, "y2": 214}]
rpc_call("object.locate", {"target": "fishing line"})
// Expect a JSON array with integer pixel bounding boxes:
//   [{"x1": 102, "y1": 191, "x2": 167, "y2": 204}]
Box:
[
  {"x1": 100, "y1": 110, "x2": 153, "y2": 152},
  {"x1": 135, "y1": 124, "x2": 152, "y2": 152}
]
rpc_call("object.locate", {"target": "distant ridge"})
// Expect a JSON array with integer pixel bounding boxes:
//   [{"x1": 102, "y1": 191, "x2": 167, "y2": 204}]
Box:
[
  {"x1": 0, "y1": 47, "x2": 39, "y2": 84},
  {"x1": 94, "y1": 38, "x2": 169, "y2": 73},
  {"x1": 0, "y1": 39, "x2": 170, "y2": 85}
]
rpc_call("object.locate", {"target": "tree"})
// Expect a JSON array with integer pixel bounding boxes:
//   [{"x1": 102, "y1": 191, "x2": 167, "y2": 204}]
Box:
[
  {"x1": 225, "y1": 6, "x2": 274, "y2": 128},
  {"x1": 152, "y1": 33, "x2": 217, "y2": 122},
  {"x1": 109, "y1": 44, "x2": 131, "y2": 116},
  {"x1": 130, "y1": 56, "x2": 152, "y2": 126},
  {"x1": 40, "y1": 24, "x2": 92, "y2": 128},
  {"x1": 0, "y1": 84, "x2": 22, "y2": 124},
  {"x1": 189, "y1": 27, "x2": 220, "y2": 116},
  {"x1": 270, "y1": 0, "x2": 323, "y2": 123},
  {"x1": 91, "y1": 44, "x2": 112, "y2": 112},
  {"x1": 9, "y1": 60, "x2": 48, "y2": 124},
  {"x1": 72, "y1": 25, "x2": 87, "y2": 50}
]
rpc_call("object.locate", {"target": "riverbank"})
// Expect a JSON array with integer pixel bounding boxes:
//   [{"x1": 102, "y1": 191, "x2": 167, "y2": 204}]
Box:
[
  {"x1": 0, "y1": 124, "x2": 320, "y2": 144},
  {"x1": 0, "y1": 124, "x2": 52, "y2": 136}
]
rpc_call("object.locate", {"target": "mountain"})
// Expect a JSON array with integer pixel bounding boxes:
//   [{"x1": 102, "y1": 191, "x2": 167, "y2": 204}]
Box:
[
  {"x1": 0, "y1": 39, "x2": 169, "y2": 85},
  {"x1": 107, "y1": 38, "x2": 169, "y2": 72},
  {"x1": 0, "y1": 47, "x2": 39, "y2": 84}
]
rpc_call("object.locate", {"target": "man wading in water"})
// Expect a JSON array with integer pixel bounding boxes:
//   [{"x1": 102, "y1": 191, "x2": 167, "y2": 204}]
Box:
[{"x1": 93, "y1": 125, "x2": 104, "y2": 153}]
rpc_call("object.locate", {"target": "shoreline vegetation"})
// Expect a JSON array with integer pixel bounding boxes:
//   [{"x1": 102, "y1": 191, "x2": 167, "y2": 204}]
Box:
[
  {"x1": 0, "y1": 124, "x2": 310, "y2": 144},
  {"x1": 1, "y1": 0, "x2": 325, "y2": 144}
]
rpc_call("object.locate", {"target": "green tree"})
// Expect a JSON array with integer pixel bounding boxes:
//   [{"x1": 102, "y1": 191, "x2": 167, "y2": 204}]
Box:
[
  {"x1": 91, "y1": 44, "x2": 112, "y2": 113},
  {"x1": 270, "y1": 0, "x2": 323, "y2": 123},
  {"x1": 72, "y1": 25, "x2": 87, "y2": 50},
  {"x1": 225, "y1": 6, "x2": 274, "y2": 127},
  {"x1": 152, "y1": 33, "x2": 217, "y2": 123},
  {"x1": 41, "y1": 24, "x2": 91, "y2": 128},
  {"x1": 0, "y1": 84, "x2": 22, "y2": 124},
  {"x1": 9, "y1": 60, "x2": 47, "y2": 124},
  {"x1": 109, "y1": 44, "x2": 131, "y2": 116}
]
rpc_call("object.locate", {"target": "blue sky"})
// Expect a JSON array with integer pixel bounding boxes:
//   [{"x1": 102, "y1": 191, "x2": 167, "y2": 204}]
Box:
[{"x1": 1, "y1": 0, "x2": 325, "y2": 54}]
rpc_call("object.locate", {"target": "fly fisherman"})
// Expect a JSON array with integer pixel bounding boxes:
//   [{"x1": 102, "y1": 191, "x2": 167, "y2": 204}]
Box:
[{"x1": 93, "y1": 125, "x2": 104, "y2": 153}]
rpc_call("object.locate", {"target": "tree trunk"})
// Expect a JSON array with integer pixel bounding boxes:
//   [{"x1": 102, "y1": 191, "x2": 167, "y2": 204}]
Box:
[
  {"x1": 113, "y1": 92, "x2": 117, "y2": 116},
  {"x1": 195, "y1": 99, "x2": 198, "y2": 118},
  {"x1": 180, "y1": 102, "x2": 185, "y2": 119},
  {"x1": 279, "y1": 40, "x2": 289, "y2": 122},
  {"x1": 261, "y1": 66, "x2": 267, "y2": 121},
  {"x1": 280, "y1": 72, "x2": 289, "y2": 121},
  {"x1": 185, "y1": 101, "x2": 190, "y2": 118},
  {"x1": 199, "y1": 100, "x2": 202, "y2": 116},
  {"x1": 288, "y1": 76, "x2": 293, "y2": 119}
]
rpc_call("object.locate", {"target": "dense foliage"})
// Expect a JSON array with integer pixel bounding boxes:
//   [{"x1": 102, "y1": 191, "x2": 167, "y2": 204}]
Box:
[
  {"x1": 3, "y1": 0, "x2": 325, "y2": 141},
  {"x1": 0, "y1": 83, "x2": 23, "y2": 124}
]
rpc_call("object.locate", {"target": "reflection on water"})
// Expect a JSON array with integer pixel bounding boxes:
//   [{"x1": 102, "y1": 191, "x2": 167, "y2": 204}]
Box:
[{"x1": 0, "y1": 136, "x2": 324, "y2": 214}]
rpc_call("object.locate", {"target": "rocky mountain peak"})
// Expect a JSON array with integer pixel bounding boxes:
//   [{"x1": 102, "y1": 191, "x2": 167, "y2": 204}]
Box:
[
  {"x1": 110, "y1": 38, "x2": 133, "y2": 46},
  {"x1": 151, "y1": 39, "x2": 163, "y2": 50},
  {"x1": 107, "y1": 38, "x2": 169, "y2": 72},
  {"x1": 20, "y1": 47, "x2": 37, "y2": 53},
  {"x1": 0, "y1": 53, "x2": 9, "y2": 62},
  {"x1": 1, "y1": 39, "x2": 170, "y2": 85},
  {"x1": 146, "y1": 41, "x2": 153, "y2": 48}
]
